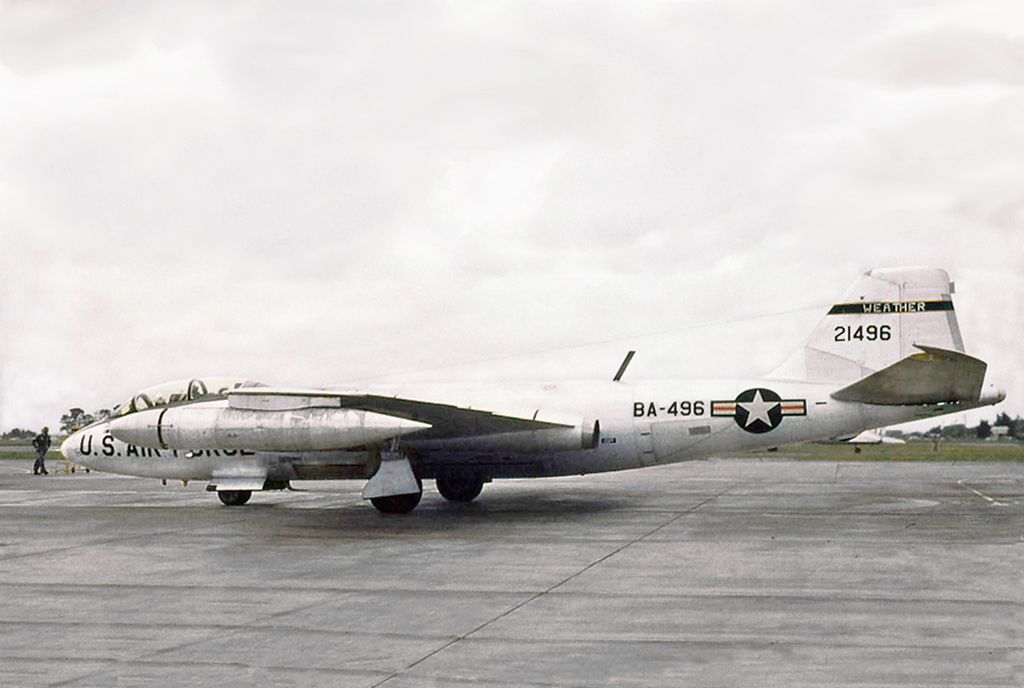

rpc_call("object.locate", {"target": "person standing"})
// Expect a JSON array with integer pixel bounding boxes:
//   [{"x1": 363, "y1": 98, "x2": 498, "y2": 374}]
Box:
[{"x1": 32, "y1": 426, "x2": 51, "y2": 475}]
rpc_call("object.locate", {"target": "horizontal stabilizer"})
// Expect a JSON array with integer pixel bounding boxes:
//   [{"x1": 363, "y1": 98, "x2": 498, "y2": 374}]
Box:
[{"x1": 830, "y1": 345, "x2": 986, "y2": 406}]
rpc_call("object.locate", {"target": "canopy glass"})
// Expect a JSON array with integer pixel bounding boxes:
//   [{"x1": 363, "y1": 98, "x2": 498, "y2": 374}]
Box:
[{"x1": 112, "y1": 377, "x2": 263, "y2": 417}]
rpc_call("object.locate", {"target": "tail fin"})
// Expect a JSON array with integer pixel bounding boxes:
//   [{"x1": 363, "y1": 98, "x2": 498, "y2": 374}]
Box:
[{"x1": 768, "y1": 267, "x2": 965, "y2": 384}]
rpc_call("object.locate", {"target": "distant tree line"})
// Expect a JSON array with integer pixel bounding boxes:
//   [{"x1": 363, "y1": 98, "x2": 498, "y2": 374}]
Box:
[
  {"x1": 1, "y1": 407, "x2": 112, "y2": 440},
  {"x1": 924, "y1": 413, "x2": 1023, "y2": 441},
  {"x1": 58, "y1": 408, "x2": 111, "y2": 434},
  {"x1": 0, "y1": 428, "x2": 36, "y2": 440}
]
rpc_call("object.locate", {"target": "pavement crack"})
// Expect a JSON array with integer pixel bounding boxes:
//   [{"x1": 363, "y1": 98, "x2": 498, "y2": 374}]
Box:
[{"x1": 367, "y1": 482, "x2": 737, "y2": 688}]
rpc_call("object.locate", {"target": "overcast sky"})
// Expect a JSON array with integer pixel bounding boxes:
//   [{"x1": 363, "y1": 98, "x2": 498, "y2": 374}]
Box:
[{"x1": 1, "y1": 0, "x2": 1022, "y2": 433}]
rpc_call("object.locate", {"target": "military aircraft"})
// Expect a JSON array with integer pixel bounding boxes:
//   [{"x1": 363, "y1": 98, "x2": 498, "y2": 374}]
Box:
[
  {"x1": 61, "y1": 267, "x2": 1005, "y2": 514},
  {"x1": 847, "y1": 428, "x2": 907, "y2": 445}
]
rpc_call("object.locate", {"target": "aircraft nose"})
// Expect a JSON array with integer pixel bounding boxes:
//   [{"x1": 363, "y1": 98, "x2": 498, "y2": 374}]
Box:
[{"x1": 60, "y1": 433, "x2": 77, "y2": 461}]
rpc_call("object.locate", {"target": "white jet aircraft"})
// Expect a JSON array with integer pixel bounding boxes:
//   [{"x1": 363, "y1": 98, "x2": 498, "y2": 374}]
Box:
[
  {"x1": 61, "y1": 267, "x2": 1005, "y2": 514},
  {"x1": 847, "y1": 429, "x2": 907, "y2": 445}
]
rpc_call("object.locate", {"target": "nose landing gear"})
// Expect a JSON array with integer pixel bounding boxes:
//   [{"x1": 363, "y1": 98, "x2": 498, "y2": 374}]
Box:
[
  {"x1": 363, "y1": 447, "x2": 424, "y2": 514},
  {"x1": 218, "y1": 490, "x2": 252, "y2": 506},
  {"x1": 369, "y1": 489, "x2": 422, "y2": 514}
]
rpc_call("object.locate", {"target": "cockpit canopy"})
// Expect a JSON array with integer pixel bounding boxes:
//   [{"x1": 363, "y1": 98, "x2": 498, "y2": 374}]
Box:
[{"x1": 112, "y1": 377, "x2": 264, "y2": 418}]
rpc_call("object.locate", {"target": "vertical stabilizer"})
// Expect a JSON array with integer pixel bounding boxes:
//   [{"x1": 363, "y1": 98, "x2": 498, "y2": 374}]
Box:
[{"x1": 767, "y1": 267, "x2": 964, "y2": 384}]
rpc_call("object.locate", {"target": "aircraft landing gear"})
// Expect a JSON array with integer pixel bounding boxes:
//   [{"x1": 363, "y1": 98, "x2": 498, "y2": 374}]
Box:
[
  {"x1": 218, "y1": 490, "x2": 252, "y2": 506},
  {"x1": 364, "y1": 447, "x2": 423, "y2": 514},
  {"x1": 436, "y1": 475, "x2": 485, "y2": 503},
  {"x1": 370, "y1": 490, "x2": 422, "y2": 514}
]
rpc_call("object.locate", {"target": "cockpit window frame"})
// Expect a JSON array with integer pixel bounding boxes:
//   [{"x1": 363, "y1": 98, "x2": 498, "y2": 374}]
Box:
[{"x1": 112, "y1": 378, "x2": 263, "y2": 418}]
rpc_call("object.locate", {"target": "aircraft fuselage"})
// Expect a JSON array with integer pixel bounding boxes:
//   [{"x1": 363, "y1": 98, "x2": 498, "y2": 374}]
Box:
[{"x1": 63, "y1": 378, "x2": 971, "y2": 483}]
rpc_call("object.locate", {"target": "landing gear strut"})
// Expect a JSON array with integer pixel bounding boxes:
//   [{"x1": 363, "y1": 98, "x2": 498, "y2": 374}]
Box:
[
  {"x1": 436, "y1": 475, "x2": 485, "y2": 503},
  {"x1": 218, "y1": 490, "x2": 252, "y2": 506},
  {"x1": 364, "y1": 447, "x2": 423, "y2": 514}
]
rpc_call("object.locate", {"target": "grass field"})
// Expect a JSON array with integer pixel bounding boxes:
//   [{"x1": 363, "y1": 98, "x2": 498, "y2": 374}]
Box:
[
  {"x1": 0, "y1": 437, "x2": 64, "y2": 462},
  {"x1": 0, "y1": 437, "x2": 67, "y2": 460},
  {"x1": 749, "y1": 440, "x2": 1024, "y2": 462},
  {"x1": 0, "y1": 449, "x2": 62, "y2": 461}
]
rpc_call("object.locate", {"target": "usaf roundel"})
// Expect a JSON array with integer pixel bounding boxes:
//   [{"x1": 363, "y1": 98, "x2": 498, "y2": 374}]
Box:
[{"x1": 711, "y1": 388, "x2": 806, "y2": 434}]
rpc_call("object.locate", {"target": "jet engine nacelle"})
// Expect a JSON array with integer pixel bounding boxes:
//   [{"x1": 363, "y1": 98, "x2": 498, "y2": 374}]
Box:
[
  {"x1": 417, "y1": 418, "x2": 601, "y2": 453},
  {"x1": 107, "y1": 401, "x2": 430, "y2": 452}
]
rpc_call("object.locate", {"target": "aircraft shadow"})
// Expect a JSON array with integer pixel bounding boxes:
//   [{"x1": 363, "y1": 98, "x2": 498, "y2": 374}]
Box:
[{"x1": 234, "y1": 488, "x2": 640, "y2": 536}]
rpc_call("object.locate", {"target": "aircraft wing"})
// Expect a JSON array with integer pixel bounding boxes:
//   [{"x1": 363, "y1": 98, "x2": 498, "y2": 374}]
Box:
[
  {"x1": 227, "y1": 387, "x2": 575, "y2": 439},
  {"x1": 109, "y1": 387, "x2": 587, "y2": 453}
]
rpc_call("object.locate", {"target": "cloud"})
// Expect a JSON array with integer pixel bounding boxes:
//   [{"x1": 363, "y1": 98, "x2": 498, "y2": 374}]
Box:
[
  {"x1": 0, "y1": 0, "x2": 1022, "y2": 430},
  {"x1": 862, "y1": 27, "x2": 1024, "y2": 88}
]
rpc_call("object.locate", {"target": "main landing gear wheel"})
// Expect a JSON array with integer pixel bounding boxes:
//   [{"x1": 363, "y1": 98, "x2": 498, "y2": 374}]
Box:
[
  {"x1": 435, "y1": 475, "x2": 485, "y2": 503},
  {"x1": 218, "y1": 490, "x2": 252, "y2": 506},
  {"x1": 370, "y1": 491, "x2": 422, "y2": 514}
]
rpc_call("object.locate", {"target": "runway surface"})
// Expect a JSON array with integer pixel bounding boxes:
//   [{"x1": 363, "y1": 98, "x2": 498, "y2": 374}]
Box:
[{"x1": 0, "y1": 458, "x2": 1021, "y2": 687}]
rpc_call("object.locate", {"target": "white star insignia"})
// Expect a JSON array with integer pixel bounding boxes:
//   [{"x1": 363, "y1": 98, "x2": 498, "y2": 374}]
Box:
[{"x1": 738, "y1": 390, "x2": 779, "y2": 428}]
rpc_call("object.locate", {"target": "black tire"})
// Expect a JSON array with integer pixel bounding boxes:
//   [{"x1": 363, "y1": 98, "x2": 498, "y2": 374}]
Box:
[
  {"x1": 370, "y1": 491, "x2": 422, "y2": 514},
  {"x1": 435, "y1": 475, "x2": 485, "y2": 503},
  {"x1": 218, "y1": 490, "x2": 252, "y2": 506}
]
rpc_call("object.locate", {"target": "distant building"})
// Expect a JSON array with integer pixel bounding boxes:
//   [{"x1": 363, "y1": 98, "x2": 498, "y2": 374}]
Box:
[{"x1": 989, "y1": 426, "x2": 1010, "y2": 441}]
